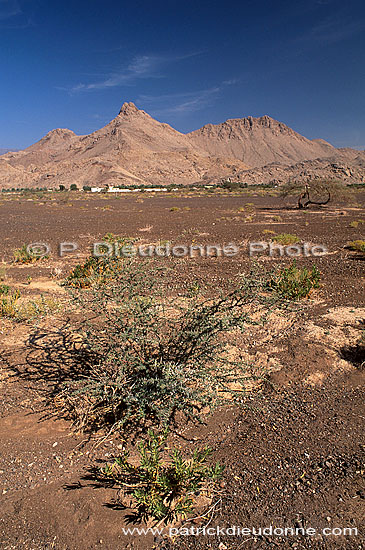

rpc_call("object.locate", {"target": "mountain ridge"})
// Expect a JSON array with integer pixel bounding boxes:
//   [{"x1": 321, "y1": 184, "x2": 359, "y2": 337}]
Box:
[
  {"x1": 187, "y1": 113, "x2": 336, "y2": 167},
  {"x1": 0, "y1": 102, "x2": 363, "y2": 188}
]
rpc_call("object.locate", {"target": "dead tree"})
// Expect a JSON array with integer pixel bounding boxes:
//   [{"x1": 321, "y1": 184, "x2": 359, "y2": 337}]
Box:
[{"x1": 298, "y1": 184, "x2": 331, "y2": 209}]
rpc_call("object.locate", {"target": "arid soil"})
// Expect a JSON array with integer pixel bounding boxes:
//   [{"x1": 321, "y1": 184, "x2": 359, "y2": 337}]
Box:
[{"x1": 0, "y1": 190, "x2": 364, "y2": 549}]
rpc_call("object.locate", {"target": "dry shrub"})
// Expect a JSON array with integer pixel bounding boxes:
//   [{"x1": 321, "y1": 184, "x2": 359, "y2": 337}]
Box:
[{"x1": 55, "y1": 260, "x2": 280, "y2": 434}]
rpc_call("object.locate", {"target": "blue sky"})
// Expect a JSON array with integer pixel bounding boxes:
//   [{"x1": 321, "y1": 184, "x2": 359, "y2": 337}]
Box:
[{"x1": 1, "y1": 0, "x2": 364, "y2": 149}]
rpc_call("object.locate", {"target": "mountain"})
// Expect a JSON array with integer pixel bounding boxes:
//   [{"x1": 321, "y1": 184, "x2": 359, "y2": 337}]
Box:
[
  {"x1": 188, "y1": 115, "x2": 336, "y2": 167},
  {"x1": 0, "y1": 103, "x2": 363, "y2": 189},
  {"x1": 234, "y1": 153, "x2": 365, "y2": 186},
  {"x1": 0, "y1": 103, "x2": 248, "y2": 189}
]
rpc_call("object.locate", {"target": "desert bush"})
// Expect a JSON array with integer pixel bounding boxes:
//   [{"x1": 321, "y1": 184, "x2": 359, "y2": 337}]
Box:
[
  {"x1": 349, "y1": 220, "x2": 365, "y2": 228},
  {"x1": 13, "y1": 244, "x2": 47, "y2": 264},
  {"x1": 0, "y1": 285, "x2": 59, "y2": 320},
  {"x1": 102, "y1": 233, "x2": 136, "y2": 246},
  {"x1": 15, "y1": 296, "x2": 60, "y2": 321},
  {"x1": 346, "y1": 240, "x2": 365, "y2": 253},
  {"x1": 0, "y1": 288, "x2": 20, "y2": 317},
  {"x1": 268, "y1": 261, "x2": 320, "y2": 300},
  {"x1": 63, "y1": 235, "x2": 137, "y2": 288},
  {"x1": 101, "y1": 429, "x2": 223, "y2": 523},
  {"x1": 238, "y1": 203, "x2": 255, "y2": 214},
  {"x1": 57, "y1": 260, "x2": 276, "y2": 433},
  {"x1": 244, "y1": 203, "x2": 255, "y2": 213},
  {"x1": 63, "y1": 257, "x2": 113, "y2": 288},
  {"x1": 272, "y1": 233, "x2": 301, "y2": 245},
  {"x1": 220, "y1": 180, "x2": 247, "y2": 191}
]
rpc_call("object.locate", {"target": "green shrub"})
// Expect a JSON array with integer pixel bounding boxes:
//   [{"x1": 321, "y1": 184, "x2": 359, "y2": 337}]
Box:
[
  {"x1": 0, "y1": 286, "x2": 59, "y2": 320},
  {"x1": 0, "y1": 284, "x2": 10, "y2": 295},
  {"x1": 238, "y1": 204, "x2": 255, "y2": 213},
  {"x1": 220, "y1": 180, "x2": 247, "y2": 191},
  {"x1": 346, "y1": 240, "x2": 365, "y2": 253},
  {"x1": 0, "y1": 288, "x2": 20, "y2": 317},
  {"x1": 63, "y1": 257, "x2": 113, "y2": 288},
  {"x1": 102, "y1": 233, "x2": 136, "y2": 246},
  {"x1": 58, "y1": 260, "x2": 275, "y2": 433},
  {"x1": 272, "y1": 233, "x2": 301, "y2": 245},
  {"x1": 64, "y1": 236, "x2": 136, "y2": 288},
  {"x1": 101, "y1": 429, "x2": 223, "y2": 523},
  {"x1": 349, "y1": 220, "x2": 365, "y2": 228},
  {"x1": 268, "y1": 261, "x2": 320, "y2": 300},
  {"x1": 13, "y1": 244, "x2": 47, "y2": 264},
  {"x1": 15, "y1": 296, "x2": 60, "y2": 321}
]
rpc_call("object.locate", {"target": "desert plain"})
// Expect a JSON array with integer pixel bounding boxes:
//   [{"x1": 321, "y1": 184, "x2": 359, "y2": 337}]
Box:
[{"x1": 0, "y1": 185, "x2": 364, "y2": 550}]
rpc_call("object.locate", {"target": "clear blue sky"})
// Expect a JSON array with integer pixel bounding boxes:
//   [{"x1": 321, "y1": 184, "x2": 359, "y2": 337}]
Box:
[{"x1": 1, "y1": 0, "x2": 364, "y2": 149}]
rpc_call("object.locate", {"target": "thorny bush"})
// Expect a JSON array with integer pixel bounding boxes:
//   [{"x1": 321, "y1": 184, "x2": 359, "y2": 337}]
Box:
[{"x1": 55, "y1": 259, "x2": 282, "y2": 434}]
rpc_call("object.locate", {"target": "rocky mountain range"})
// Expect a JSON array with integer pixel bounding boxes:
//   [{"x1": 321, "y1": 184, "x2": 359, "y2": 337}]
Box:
[
  {"x1": 0, "y1": 102, "x2": 364, "y2": 189},
  {"x1": 188, "y1": 115, "x2": 336, "y2": 168}
]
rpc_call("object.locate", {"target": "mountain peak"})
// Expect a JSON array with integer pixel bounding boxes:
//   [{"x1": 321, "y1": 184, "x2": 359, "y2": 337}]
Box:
[
  {"x1": 22, "y1": 128, "x2": 77, "y2": 153},
  {"x1": 222, "y1": 114, "x2": 291, "y2": 132},
  {"x1": 118, "y1": 102, "x2": 141, "y2": 116},
  {"x1": 45, "y1": 128, "x2": 76, "y2": 138}
]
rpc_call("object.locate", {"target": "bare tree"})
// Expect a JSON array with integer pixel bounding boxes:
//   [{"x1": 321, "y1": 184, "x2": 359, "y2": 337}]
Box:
[
  {"x1": 280, "y1": 179, "x2": 356, "y2": 209},
  {"x1": 297, "y1": 184, "x2": 331, "y2": 209}
]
